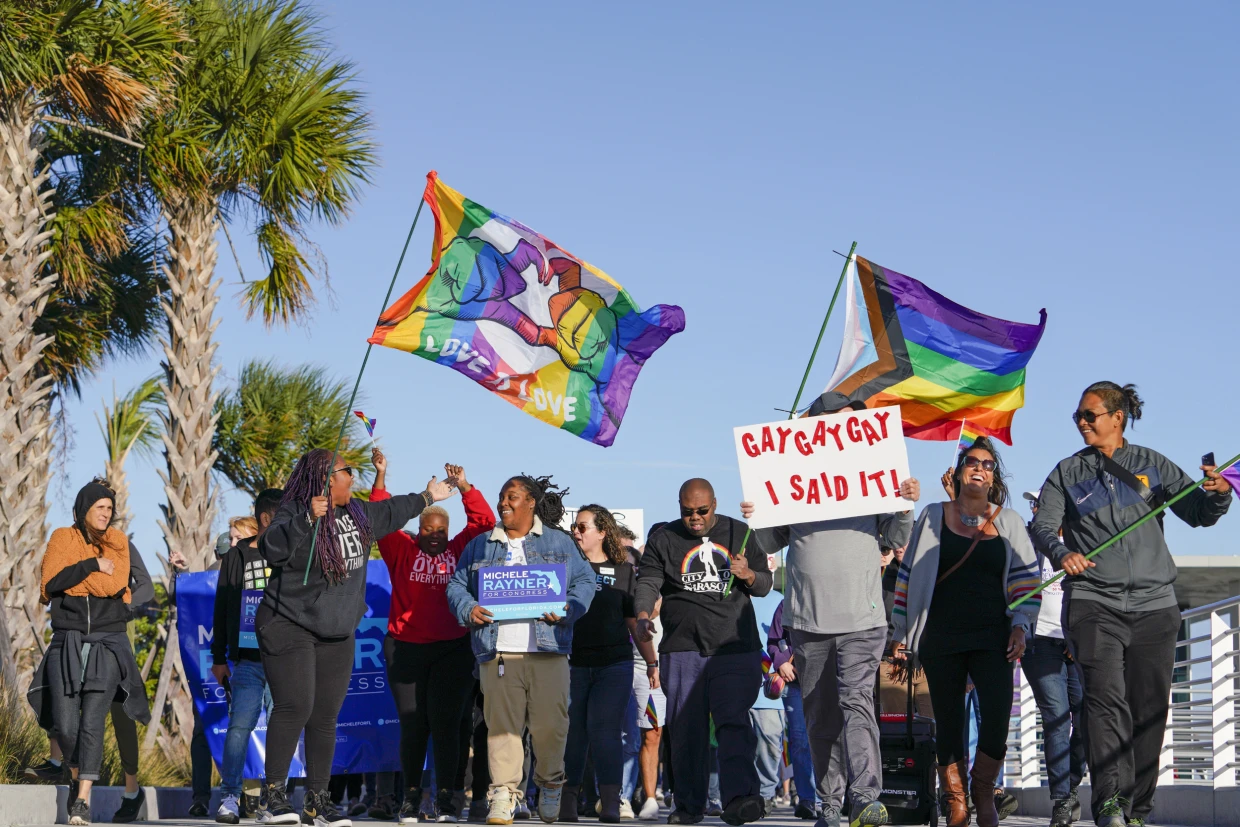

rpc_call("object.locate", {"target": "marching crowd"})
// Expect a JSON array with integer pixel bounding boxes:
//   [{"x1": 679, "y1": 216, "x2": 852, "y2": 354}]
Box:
[{"x1": 28, "y1": 381, "x2": 1233, "y2": 827}]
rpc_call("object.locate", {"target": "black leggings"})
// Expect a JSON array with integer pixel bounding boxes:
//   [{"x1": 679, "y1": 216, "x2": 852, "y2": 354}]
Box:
[
  {"x1": 385, "y1": 635, "x2": 476, "y2": 794},
  {"x1": 921, "y1": 648, "x2": 1013, "y2": 765},
  {"x1": 259, "y1": 612, "x2": 355, "y2": 789}
]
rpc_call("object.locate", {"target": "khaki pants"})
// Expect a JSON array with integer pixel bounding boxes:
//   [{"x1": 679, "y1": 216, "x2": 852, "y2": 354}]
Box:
[
  {"x1": 480, "y1": 653, "x2": 570, "y2": 796},
  {"x1": 877, "y1": 661, "x2": 934, "y2": 718}
]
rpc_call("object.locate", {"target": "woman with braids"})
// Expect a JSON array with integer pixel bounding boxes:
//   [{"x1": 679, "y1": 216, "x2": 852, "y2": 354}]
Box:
[
  {"x1": 891, "y1": 439, "x2": 1040, "y2": 827},
  {"x1": 446, "y1": 475, "x2": 597, "y2": 826},
  {"x1": 559, "y1": 506, "x2": 660, "y2": 824},
  {"x1": 257, "y1": 449, "x2": 455, "y2": 827},
  {"x1": 1031, "y1": 382, "x2": 1231, "y2": 827}
]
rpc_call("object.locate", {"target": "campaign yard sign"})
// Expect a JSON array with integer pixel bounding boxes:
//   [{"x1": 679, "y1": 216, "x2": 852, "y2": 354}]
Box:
[
  {"x1": 734, "y1": 405, "x2": 911, "y2": 529},
  {"x1": 478, "y1": 564, "x2": 568, "y2": 619}
]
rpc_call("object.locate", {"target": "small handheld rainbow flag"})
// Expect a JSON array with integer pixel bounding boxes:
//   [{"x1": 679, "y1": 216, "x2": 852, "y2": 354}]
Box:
[
  {"x1": 354, "y1": 411, "x2": 376, "y2": 437},
  {"x1": 955, "y1": 420, "x2": 981, "y2": 460},
  {"x1": 760, "y1": 650, "x2": 773, "y2": 676},
  {"x1": 645, "y1": 696, "x2": 659, "y2": 727},
  {"x1": 781, "y1": 734, "x2": 791, "y2": 768},
  {"x1": 1222, "y1": 464, "x2": 1240, "y2": 499}
]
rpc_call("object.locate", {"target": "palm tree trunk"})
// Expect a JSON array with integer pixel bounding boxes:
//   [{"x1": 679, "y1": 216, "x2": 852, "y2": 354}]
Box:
[
  {"x1": 0, "y1": 95, "x2": 57, "y2": 687},
  {"x1": 157, "y1": 198, "x2": 221, "y2": 572},
  {"x1": 105, "y1": 449, "x2": 134, "y2": 535}
]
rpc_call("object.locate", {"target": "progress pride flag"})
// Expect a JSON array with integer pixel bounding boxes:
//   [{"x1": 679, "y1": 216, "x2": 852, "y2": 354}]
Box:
[{"x1": 734, "y1": 405, "x2": 912, "y2": 529}]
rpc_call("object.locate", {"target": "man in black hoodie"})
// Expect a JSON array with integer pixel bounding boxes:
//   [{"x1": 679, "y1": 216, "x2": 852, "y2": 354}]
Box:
[
  {"x1": 211, "y1": 489, "x2": 283, "y2": 824},
  {"x1": 634, "y1": 478, "x2": 772, "y2": 827}
]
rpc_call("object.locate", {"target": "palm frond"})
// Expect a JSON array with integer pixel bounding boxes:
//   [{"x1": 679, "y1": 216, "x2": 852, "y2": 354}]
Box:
[
  {"x1": 99, "y1": 374, "x2": 165, "y2": 465},
  {"x1": 213, "y1": 359, "x2": 372, "y2": 498},
  {"x1": 241, "y1": 217, "x2": 312, "y2": 326}
]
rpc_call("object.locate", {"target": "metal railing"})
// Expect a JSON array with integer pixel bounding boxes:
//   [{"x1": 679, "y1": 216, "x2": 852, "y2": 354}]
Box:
[{"x1": 1004, "y1": 594, "x2": 1240, "y2": 790}]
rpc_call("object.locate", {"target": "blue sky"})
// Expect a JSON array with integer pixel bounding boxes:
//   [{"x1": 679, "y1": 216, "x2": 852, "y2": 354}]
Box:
[{"x1": 54, "y1": 2, "x2": 1239, "y2": 571}]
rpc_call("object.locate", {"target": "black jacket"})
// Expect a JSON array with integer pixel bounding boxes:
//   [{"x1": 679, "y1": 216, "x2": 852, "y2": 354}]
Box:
[
  {"x1": 212, "y1": 538, "x2": 268, "y2": 664},
  {"x1": 259, "y1": 494, "x2": 430, "y2": 639},
  {"x1": 1031, "y1": 441, "x2": 1231, "y2": 612}
]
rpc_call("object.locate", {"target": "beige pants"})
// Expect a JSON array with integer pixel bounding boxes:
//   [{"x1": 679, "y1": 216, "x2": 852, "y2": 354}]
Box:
[
  {"x1": 480, "y1": 653, "x2": 570, "y2": 796},
  {"x1": 878, "y1": 661, "x2": 935, "y2": 718}
]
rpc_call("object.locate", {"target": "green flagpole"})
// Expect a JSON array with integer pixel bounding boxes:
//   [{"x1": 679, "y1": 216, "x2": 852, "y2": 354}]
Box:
[
  {"x1": 724, "y1": 241, "x2": 858, "y2": 597},
  {"x1": 1008, "y1": 451, "x2": 1240, "y2": 610},
  {"x1": 303, "y1": 198, "x2": 426, "y2": 585}
]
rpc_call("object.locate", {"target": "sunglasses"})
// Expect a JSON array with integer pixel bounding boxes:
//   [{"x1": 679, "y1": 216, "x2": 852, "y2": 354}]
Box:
[
  {"x1": 1072, "y1": 408, "x2": 1117, "y2": 425},
  {"x1": 333, "y1": 466, "x2": 355, "y2": 478},
  {"x1": 680, "y1": 506, "x2": 711, "y2": 518},
  {"x1": 962, "y1": 456, "x2": 997, "y2": 472},
  {"x1": 571, "y1": 522, "x2": 593, "y2": 534}
]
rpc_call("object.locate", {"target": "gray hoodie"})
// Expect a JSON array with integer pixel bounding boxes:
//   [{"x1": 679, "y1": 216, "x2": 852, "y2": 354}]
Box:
[
  {"x1": 756, "y1": 511, "x2": 912, "y2": 635},
  {"x1": 1030, "y1": 441, "x2": 1230, "y2": 612}
]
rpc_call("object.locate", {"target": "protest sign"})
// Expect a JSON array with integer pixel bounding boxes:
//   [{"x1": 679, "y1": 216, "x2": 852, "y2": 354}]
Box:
[
  {"x1": 175, "y1": 567, "x2": 401, "y2": 776},
  {"x1": 478, "y1": 563, "x2": 568, "y2": 619},
  {"x1": 734, "y1": 404, "x2": 911, "y2": 529}
]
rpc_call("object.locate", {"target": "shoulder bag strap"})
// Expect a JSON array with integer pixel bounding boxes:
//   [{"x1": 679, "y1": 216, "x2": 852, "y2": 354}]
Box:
[
  {"x1": 1097, "y1": 452, "x2": 1165, "y2": 532},
  {"x1": 936, "y1": 505, "x2": 1000, "y2": 586}
]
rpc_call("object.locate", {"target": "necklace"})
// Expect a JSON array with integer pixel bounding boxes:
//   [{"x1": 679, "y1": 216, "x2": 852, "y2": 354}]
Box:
[{"x1": 959, "y1": 508, "x2": 985, "y2": 528}]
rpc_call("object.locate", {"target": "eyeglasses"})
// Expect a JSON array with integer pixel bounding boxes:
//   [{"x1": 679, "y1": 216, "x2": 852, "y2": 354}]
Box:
[
  {"x1": 571, "y1": 523, "x2": 592, "y2": 534},
  {"x1": 333, "y1": 466, "x2": 355, "y2": 478},
  {"x1": 1072, "y1": 408, "x2": 1116, "y2": 425},
  {"x1": 962, "y1": 456, "x2": 997, "y2": 472},
  {"x1": 680, "y1": 506, "x2": 711, "y2": 517}
]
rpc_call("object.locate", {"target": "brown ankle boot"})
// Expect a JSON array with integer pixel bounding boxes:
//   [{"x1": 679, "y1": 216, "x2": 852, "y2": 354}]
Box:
[
  {"x1": 969, "y1": 753, "x2": 1003, "y2": 827},
  {"x1": 937, "y1": 760, "x2": 970, "y2": 827}
]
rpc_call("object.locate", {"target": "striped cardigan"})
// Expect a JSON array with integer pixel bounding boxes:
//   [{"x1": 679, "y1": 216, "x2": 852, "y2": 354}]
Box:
[{"x1": 892, "y1": 502, "x2": 1041, "y2": 654}]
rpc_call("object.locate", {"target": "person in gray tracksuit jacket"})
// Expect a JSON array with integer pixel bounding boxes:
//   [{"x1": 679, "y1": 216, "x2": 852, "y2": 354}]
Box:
[{"x1": 1030, "y1": 381, "x2": 1231, "y2": 827}]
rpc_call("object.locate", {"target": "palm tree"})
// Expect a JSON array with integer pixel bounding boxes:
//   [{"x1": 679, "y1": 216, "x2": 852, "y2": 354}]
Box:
[
  {"x1": 141, "y1": 0, "x2": 374, "y2": 572},
  {"x1": 96, "y1": 376, "x2": 165, "y2": 533},
  {"x1": 0, "y1": 0, "x2": 179, "y2": 684},
  {"x1": 214, "y1": 360, "x2": 372, "y2": 499}
]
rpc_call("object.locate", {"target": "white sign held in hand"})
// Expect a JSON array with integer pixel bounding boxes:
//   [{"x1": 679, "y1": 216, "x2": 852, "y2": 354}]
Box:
[{"x1": 734, "y1": 405, "x2": 912, "y2": 529}]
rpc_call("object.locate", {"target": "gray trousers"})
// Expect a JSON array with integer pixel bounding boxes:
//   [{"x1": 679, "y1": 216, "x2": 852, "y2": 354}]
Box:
[
  {"x1": 789, "y1": 625, "x2": 886, "y2": 812},
  {"x1": 749, "y1": 708, "x2": 785, "y2": 799}
]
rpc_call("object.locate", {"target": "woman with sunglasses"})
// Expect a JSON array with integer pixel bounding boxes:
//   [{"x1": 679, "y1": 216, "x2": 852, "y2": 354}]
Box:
[
  {"x1": 891, "y1": 439, "x2": 1041, "y2": 827},
  {"x1": 1030, "y1": 382, "x2": 1231, "y2": 827},
  {"x1": 256, "y1": 449, "x2": 455, "y2": 827},
  {"x1": 559, "y1": 506, "x2": 659, "y2": 823}
]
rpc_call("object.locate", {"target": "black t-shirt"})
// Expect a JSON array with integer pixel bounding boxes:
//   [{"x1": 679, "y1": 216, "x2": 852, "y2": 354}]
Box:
[
  {"x1": 570, "y1": 560, "x2": 637, "y2": 668},
  {"x1": 633, "y1": 514, "x2": 773, "y2": 657},
  {"x1": 920, "y1": 517, "x2": 1010, "y2": 659}
]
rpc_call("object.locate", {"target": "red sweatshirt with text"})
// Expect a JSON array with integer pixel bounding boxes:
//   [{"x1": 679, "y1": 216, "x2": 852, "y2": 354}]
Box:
[{"x1": 372, "y1": 486, "x2": 496, "y2": 643}]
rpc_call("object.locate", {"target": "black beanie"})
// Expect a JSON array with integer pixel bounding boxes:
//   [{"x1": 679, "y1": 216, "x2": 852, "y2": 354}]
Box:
[{"x1": 73, "y1": 480, "x2": 116, "y2": 537}]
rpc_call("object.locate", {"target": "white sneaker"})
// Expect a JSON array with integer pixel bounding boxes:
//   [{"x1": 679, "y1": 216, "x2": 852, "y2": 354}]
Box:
[
  {"x1": 637, "y1": 799, "x2": 660, "y2": 821},
  {"x1": 619, "y1": 800, "x2": 636, "y2": 820},
  {"x1": 216, "y1": 795, "x2": 241, "y2": 825},
  {"x1": 486, "y1": 789, "x2": 515, "y2": 826},
  {"x1": 536, "y1": 787, "x2": 562, "y2": 825}
]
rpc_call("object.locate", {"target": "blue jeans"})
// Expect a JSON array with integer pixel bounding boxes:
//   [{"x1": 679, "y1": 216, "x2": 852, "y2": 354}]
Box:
[
  {"x1": 221, "y1": 660, "x2": 272, "y2": 797},
  {"x1": 1021, "y1": 637, "x2": 1086, "y2": 799},
  {"x1": 782, "y1": 684, "x2": 818, "y2": 807},
  {"x1": 565, "y1": 661, "x2": 634, "y2": 787},
  {"x1": 621, "y1": 687, "x2": 640, "y2": 800}
]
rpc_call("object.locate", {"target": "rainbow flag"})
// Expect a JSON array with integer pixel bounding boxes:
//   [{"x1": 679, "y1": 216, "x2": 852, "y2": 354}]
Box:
[
  {"x1": 823, "y1": 256, "x2": 1046, "y2": 444},
  {"x1": 1221, "y1": 464, "x2": 1240, "y2": 498},
  {"x1": 782, "y1": 734, "x2": 790, "y2": 768},
  {"x1": 956, "y1": 420, "x2": 981, "y2": 458},
  {"x1": 353, "y1": 411, "x2": 376, "y2": 437},
  {"x1": 760, "y1": 650, "x2": 773, "y2": 675},
  {"x1": 369, "y1": 172, "x2": 685, "y2": 447},
  {"x1": 645, "y1": 696, "x2": 659, "y2": 727}
]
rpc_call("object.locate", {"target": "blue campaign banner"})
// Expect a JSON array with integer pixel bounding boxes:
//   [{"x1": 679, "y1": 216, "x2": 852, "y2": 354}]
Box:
[
  {"x1": 175, "y1": 565, "x2": 402, "y2": 776},
  {"x1": 477, "y1": 564, "x2": 567, "y2": 620}
]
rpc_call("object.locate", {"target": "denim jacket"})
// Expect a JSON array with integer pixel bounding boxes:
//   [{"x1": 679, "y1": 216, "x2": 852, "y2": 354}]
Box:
[{"x1": 446, "y1": 517, "x2": 596, "y2": 663}]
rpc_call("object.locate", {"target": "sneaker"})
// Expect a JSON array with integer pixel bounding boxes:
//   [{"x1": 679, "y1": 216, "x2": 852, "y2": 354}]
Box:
[
  {"x1": 795, "y1": 802, "x2": 818, "y2": 821},
  {"x1": 721, "y1": 795, "x2": 765, "y2": 826},
  {"x1": 815, "y1": 807, "x2": 842, "y2": 827},
  {"x1": 1095, "y1": 796, "x2": 1130, "y2": 827},
  {"x1": 468, "y1": 800, "x2": 489, "y2": 823},
  {"x1": 437, "y1": 789, "x2": 461, "y2": 823},
  {"x1": 349, "y1": 799, "x2": 368, "y2": 818},
  {"x1": 217, "y1": 794, "x2": 242, "y2": 825},
  {"x1": 24, "y1": 758, "x2": 64, "y2": 782},
  {"x1": 706, "y1": 801, "x2": 723, "y2": 817},
  {"x1": 1126, "y1": 820, "x2": 1147, "y2": 827},
  {"x1": 665, "y1": 812, "x2": 702, "y2": 825},
  {"x1": 398, "y1": 797, "x2": 420, "y2": 825},
  {"x1": 265, "y1": 783, "x2": 301, "y2": 825},
  {"x1": 848, "y1": 801, "x2": 888, "y2": 827},
  {"x1": 487, "y1": 789, "x2": 516, "y2": 826},
  {"x1": 112, "y1": 790, "x2": 146, "y2": 823},
  {"x1": 619, "y1": 800, "x2": 636, "y2": 821},
  {"x1": 69, "y1": 798, "x2": 91, "y2": 826},
  {"x1": 537, "y1": 787, "x2": 562, "y2": 824},
  {"x1": 1050, "y1": 797, "x2": 1074, "y2": 827},
  {"x1": 638, "y1": 798, "x2": 660, "y2": 821},
  {"x1": 303, "y1": 789, "x2": 353, "y2": 827},
  {"x1": 995, "y1": 789, "x2": 1019, "y2": 820},
  {"x1": 190, "y1": 801, "x2": 211, "y2": 818},
  {"x1": 370, "y1": 795, "x2": 397, "y2": 821},
  {"x1": 1067, "y1": 788, "x2": 1082, "y2": 823},
  {"x1": 513, "y1": 800, "x2": 531, "y2": 821}
]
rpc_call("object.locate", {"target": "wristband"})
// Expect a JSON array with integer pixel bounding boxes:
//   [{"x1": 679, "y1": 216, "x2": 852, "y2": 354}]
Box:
[{"x1": 646, "y1": 662, "x2": 659, "y2": 669}]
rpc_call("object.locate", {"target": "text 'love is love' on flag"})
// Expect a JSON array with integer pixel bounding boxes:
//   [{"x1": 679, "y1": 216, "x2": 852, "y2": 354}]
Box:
[
  {"x1": 734, "y1": 405, "x2": 911, "y2": 529},
  {"x1": 370, "y1": 172, "x2": 685, "y2": 447}
]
